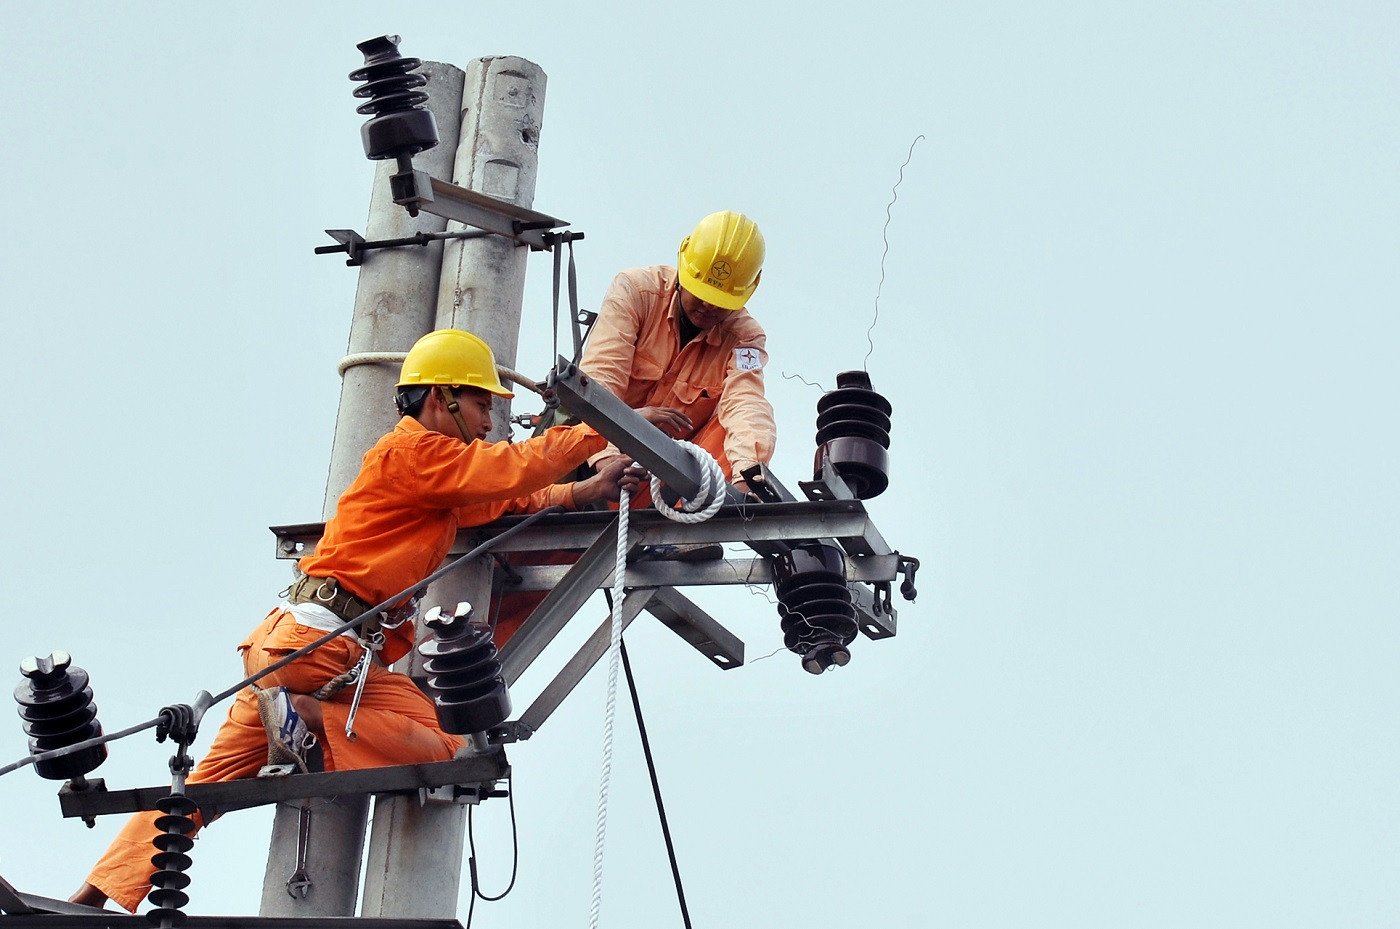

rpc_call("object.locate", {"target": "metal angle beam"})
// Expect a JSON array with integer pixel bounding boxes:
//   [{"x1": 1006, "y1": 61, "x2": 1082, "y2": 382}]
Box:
[
  {"x1": 497, "y1": 519, "x2": 620, "y2": 685},
  {"x1": 797, "y1": 456, "x2": 897, "y2": 560},
  {"x1": 0, "y1": 914, "x2": 466, "y2": 928},
  {"x1": 516, "y1": 589, "x2": 657, "y2": 735},
  {"x1": 464, "y1": 502, "x2": 877, "y2": 552},
  {"x1": 0, "y1": 875, "x2": 34, "y2": 915},
  {"x1": 643, "y1": 587, "x2": 745, "y2": 669},
  {"x1": 390, "y1": 169, "x2": 568, "y2": 249},
  {"x1": 507, "y1": 553, "x2": 903, "y2": 591},
  {"x1": 548, "y1": 359, "x2": 746, "y2": 507},
  {"x1": 269, "y1": 501, "x2": 883, "y2": 561},
  {"x1": 57, "y1": 754, "x2": 508, "y2": 821}
]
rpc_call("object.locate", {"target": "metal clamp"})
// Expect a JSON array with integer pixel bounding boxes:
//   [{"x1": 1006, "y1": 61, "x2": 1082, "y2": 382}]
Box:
[{"x1": 897, "y1": 555, "x2": 920, "y2": 601}]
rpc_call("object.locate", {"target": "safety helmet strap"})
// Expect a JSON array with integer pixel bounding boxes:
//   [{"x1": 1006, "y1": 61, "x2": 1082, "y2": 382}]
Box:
[{"x1": 438, "y1": 386, "x2": 478, "y2": 444}]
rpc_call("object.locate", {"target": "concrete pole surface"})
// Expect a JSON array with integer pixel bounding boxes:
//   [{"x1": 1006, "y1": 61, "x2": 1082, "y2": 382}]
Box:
[
  {"x1": 360, "y1": 562, "x2": 494, "y2": 919},
  {"x1": 259, "y1": 61, "x2": 466, "y2": 919},
  {"x1": 435, "y1": 56, "x2": 548, "y2": 442},
  {"x1": 257, "y1": 796, "x2": 369, "y2": 917},
  {"x1": 322, "y1": 62, "x2": 471, "y2": 507},
  {"x1": 360, "y1": 56, "x2": 547, "y2": 920}
]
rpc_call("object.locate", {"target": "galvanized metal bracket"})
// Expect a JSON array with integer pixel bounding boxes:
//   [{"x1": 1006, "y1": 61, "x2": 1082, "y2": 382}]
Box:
[
  {"x1": 547, "y1": 357, "x2": 752, "y2": 510},
  {"x1": 315, "y1": 227, "x2": 497, "y2": 266},
  {"x1": 389, "y1": 168, "x2": 570, "y2": 250},
  {"x1": 58, "y1": 754, "x2": 510, "y2": 821}
]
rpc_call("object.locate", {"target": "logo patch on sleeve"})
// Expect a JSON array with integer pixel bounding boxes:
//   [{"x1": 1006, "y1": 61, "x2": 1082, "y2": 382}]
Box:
[{"x1": 734, "y1": 347, "x2": 764, "y2": 371}]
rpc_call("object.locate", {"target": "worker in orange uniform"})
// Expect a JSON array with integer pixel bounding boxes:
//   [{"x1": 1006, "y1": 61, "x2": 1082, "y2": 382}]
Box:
[
  {"x1": 70, "y1": 329, "x2": 639, "y2": 914},
  {"x1": 581, "y1": 210, "x2": 776, "y2": 503},
  {"x1": 489, "y1": 212, "x2": 778, "y2": 642}
]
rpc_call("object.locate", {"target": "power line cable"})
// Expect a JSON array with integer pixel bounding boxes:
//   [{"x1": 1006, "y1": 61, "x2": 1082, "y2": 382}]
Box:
[
  {"x1": 465, "y1": 770, "x2": 520, "y2": 929},
  {"x1": 0, "y1": 506, "x2": 565, "y2": 780},
  {"x1": 619, "y1": 636, "x2": 693, "y2": 929}
]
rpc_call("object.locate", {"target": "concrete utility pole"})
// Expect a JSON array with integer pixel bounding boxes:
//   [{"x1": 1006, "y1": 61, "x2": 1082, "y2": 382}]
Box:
[
  {"x1": 359, "y1": 56, "x2": 547, "y2": 919},
  {"x1": 258, "y1": 60, "x2": 467, "y2": 919}
]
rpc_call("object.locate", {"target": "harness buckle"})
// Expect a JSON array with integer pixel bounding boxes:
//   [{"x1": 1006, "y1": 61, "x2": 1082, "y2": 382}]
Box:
[{"x1": 313, "y1": 579, "x2": 338, "y2": 603}]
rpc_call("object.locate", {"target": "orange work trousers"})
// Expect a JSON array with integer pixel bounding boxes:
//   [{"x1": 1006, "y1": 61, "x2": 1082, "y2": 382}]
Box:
[
  {"x1": 87, "y1": 609, "x2": 464, "y2": 913},
  {"x1": 492, "y1": 417, "x2": 733, "y2": 647}
]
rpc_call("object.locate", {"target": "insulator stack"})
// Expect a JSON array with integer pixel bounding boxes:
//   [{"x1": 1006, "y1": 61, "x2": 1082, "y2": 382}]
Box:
[
  {"x1": 772, "y1": 543, "x2": 859, "y2": 674},
  {"x1": 417, "y1": 603, "x2": 511, "y2": 736},
  {"x1": 350, "y1": 34, "x2": 439, "y2": 161},
  {"x1": 14, "y1": 652, "x2": 106, "y2": 781},
  {"x1": 813, "y1": 370, "x2": 893, "y2": 499},
  {"x1": 146, "y1": 793, "x2": 197, "y2": 927}
]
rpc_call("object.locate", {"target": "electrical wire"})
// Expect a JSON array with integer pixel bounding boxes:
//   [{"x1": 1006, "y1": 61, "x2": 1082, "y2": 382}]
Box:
[
  {"x1": 590, "y1": 444, "x2": 727, "y2": 927},
  {"x1": 863, "y1": 133, "x2": 926, "y2": 373},
  {"x1": 620, "y1": 637, "x2": 693, "y2": 929},
  {"x1": 0, "y1": 506, "x2": 565, "y2": 780},
  {"x1": 465, "y1": 770, "x2": 520, "y2": 929},
  {"x1": 779, "y1": 371, "x2": 828, "y2": 393}
]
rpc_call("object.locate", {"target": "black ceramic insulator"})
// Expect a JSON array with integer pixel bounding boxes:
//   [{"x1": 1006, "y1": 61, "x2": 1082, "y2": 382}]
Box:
[
  {"x1": 813, "y1": 370, "x2": 894, "y2": 499},
  {"x1": 350, "y1": 35, "x2": 439, "y2": 161},
  {"x1": 771, "y1": 543, "x2": 859, "y2": 675},
  {"x1": 15, "y1": 652, "x2": 106, "y2": 780},
  {"x1": 145, "y1": 792, "x2": 197, "y2": 926},
  {"x1": 418, "y1": 609, "x2": 511, "y2": 735}
]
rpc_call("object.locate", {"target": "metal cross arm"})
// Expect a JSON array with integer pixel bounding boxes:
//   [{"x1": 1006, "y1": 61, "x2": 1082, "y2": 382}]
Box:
[
  {"x1": 315, "y1": 227, "x2": 495, "y2": 267},
  {"x1": 0, "y1": 908, "x2": 468, "y2": 929},
  {"x1": 269, "y1": 502, "x2": 887, "y2": 564},
  {"x1": 547, "y1": 357, "x2": 751, "y2": 510},
  {"x1": 498, "y1": 586, "x2": 745, "y2": 745},
  {"x1": 57, "y1": 754, "x2": 509, "y2": 821},
  {"x1": 505, "y1": 553, "x2": 904, "y2": 591},
  {"x1": 388, "y1": 168, "x2": 570, "y2": 250}
]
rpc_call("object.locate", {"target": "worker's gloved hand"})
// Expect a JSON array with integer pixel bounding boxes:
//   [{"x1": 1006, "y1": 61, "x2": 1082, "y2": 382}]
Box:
[
  {"x1": 636, "y1": 406, "x2": 693, "y2": 438},
  {"x1": 574, "y1": 455, "x2": 648, "y2": 505}
]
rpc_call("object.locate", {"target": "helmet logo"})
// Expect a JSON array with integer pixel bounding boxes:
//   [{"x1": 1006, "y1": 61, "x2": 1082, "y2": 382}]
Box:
[{"x1": 709, "y1": 260, "x2": 732, "y2": 282}]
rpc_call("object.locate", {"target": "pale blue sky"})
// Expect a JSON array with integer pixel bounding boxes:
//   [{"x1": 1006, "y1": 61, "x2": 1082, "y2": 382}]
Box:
[{"x1": 1, "y1": 3, "x2": 1397, "y2": 927}]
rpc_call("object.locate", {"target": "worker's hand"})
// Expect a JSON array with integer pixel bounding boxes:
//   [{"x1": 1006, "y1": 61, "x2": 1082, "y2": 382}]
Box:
[
  {"x1": 730, "y1": 460, "x2": 760, "y2": 497},
  {"x1": 637, "y1": 406, "x2": 693, "y2": 437},
  {"x1": 574, "y1": 456, "x2": 649, "y2": 505}
]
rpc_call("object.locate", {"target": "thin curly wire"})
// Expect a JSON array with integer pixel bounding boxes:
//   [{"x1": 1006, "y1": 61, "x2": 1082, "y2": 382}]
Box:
[
  {"x1": 780, "y1": 371, "x2": 828, "y2": 393},
  {"x1": 864, "y1": 133, "x2": 926, "y2": 372}
]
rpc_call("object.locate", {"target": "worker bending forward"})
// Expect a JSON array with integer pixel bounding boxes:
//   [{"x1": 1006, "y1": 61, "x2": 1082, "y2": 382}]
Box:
[
  {"x1": 71, "y1": 329, "x2": 636, "y2": 913},
  {"x1": 581, "y1": 210, "x2": 777, "y2": 498}
]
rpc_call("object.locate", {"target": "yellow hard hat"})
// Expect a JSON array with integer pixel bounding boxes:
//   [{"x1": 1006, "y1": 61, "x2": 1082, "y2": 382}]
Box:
[
  {"x1": 676, "y1": 211, "x2": 764, "y2": 311},
  {"x1": 397, "y1": 329, "x2": 514, "y2": 398}
]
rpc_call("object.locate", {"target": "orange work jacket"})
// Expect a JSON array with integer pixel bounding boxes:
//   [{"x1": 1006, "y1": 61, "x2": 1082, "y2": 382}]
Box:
[
  {"x1": 299, "y1": 417, "x2": 605, "y2": 664},
  {"x1": 579, "y1": 266, "x2": 776, "y2": 476}
]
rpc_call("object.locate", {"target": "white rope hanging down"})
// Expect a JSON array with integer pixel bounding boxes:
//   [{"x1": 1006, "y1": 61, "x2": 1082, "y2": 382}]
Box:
[{"x1": 587, "y1": 441, "x2": 728, "y2": 929}]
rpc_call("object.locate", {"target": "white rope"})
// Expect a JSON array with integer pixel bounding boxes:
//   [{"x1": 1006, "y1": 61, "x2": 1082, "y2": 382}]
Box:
[
  {"x1": 650, "y1": 441, "x2": 729, "y2": 524},
  {"x1": 588, "y1": 485, "x2": 629, "y2": 929},
  {"x1": 336, "y1": 351, "x2": 543, "y2": 395},
  {"x1": 587, "y1": 441, "x2": 727, "y2": 928}
]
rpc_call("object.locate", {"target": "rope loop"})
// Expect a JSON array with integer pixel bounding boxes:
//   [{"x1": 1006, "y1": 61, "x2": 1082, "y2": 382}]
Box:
[{"x1": 649, "y1": 441, "x2": 727, "y2": 524}]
